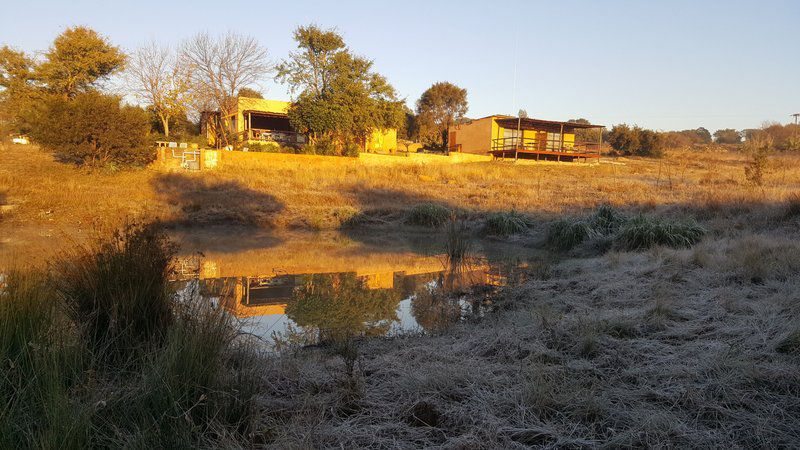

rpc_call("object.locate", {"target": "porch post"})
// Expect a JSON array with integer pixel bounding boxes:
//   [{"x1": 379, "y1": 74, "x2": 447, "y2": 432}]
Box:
[
  {"x1": 598, "y1": 127, "x2": 603, "y2": 160},
  {"x1": 559, "y1": 123, "x2": 564, "y2": 152}
]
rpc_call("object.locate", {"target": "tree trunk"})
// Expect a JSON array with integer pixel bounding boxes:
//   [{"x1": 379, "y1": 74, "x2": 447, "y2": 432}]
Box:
[{"x1": 160, "y1": 114, "x2": 170, "y2": 137}]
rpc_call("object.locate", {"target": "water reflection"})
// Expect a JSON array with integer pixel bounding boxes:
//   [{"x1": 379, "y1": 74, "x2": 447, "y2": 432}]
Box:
[{"x1": 173, "y1": 233, "x2": 538, "y2": 348}]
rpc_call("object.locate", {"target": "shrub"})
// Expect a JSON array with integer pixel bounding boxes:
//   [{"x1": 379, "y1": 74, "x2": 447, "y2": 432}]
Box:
[
  {"x1": 744, "y1": 134, "x2": 772, "y2": 187},
  {"x1": 30, "y1": 92, "x2": 153, "y2": 166},
  {"x1": 614, "y1": 215, "x2": 705, "y2": 250},
  {"x1": 54, "y1": 223, "x2": 176, "y2": 361},
  {"x1": 406, "y1": 203, "x2": 452, "y2": 228},
  {"x1": 483, "y1": 210, "x2": 533, "y2": 236}
]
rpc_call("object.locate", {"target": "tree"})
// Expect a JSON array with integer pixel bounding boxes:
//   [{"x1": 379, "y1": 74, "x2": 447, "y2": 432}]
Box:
[
  {"x1": 607, "y1": 124, "x2": 664, "y2": 157},
  {"x1": 415, "y1": 82, "x2": 468, "y2": 148},
  {"x1": 126, "y1": 42, "x2": 192, "y2": 137},
  {"x1": 276, "y1": 25, "x2": 404, "y2": 154},
  {"x1": 713, "y1": 128, "x2": 742, "y2": 144},
  {"x1": 237, "y1": 87, "x2": 263, "y2": 99},
  {"x1": 607, "y1": 124, "x2": 640, "y2": 154},
  {"x1": 181, "y1": 31, "x2": 271, "y2": 146},
  {"x1": 0, "y1": 46, "x2": 38, "y2": 133},
  {"x1": 29, "y1": 92, "x2": 152, "y2": 166},
  {"x1": 36, "y1": 26, "x2": 126, "y2": 99}
]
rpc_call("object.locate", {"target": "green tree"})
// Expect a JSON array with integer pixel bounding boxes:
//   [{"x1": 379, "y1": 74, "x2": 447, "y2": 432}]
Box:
[
  {"x1": 607, "y1": 124, "x2": 664, "y2": 157},
  {"x1": 237, "y1": 87, "x2": 263, "y2": 99},
  {"x1": 713, "y1": 128, "x2": 742, "y2": 144},
  {"x1": 416, "y1": 82, "x2": 468, "y2": 149},
  {"x1": 29, "y1": 92, "x2": 152, "y2": 166},
  {"x1": 0, "y1": 46, "x2": 40, "y2": 133},
  {"x1": 276, "y1": 25, "x2": 405, "y2": 155},
  {"x1": 36, "y1": 26, "x2": 126, "y2": 99},
  {"x1": 607, "y1": 124, "x2": 640, "y2": 154}
]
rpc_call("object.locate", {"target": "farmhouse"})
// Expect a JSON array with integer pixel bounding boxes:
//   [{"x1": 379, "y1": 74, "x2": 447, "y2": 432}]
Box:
[
  {"x1": 202, "y1": 96, "x2": 397, "y2": 152},
  {"x1": 448, "y1": 115, "x2": 604, "y2": 161}
]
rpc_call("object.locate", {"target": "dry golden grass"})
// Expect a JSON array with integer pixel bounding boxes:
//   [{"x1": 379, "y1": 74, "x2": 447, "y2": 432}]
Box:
[{"x1": 2, "y1": 141, "x2": 800, "y2": 262}]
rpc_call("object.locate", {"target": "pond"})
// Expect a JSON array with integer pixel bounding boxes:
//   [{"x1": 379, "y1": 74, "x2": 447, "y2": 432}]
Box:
[{"x1": 172, "y1": 229, "x2": 545, "y2": 349}]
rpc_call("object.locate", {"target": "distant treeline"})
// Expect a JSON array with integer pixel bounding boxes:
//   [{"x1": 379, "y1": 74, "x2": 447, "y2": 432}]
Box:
[{"x1": 602, "y1": 122, "x2": 799, "y2": 157}]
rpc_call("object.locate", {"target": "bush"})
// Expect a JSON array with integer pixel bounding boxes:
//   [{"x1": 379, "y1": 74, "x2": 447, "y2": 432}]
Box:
[
  {"x1": 744, "y1": 134, "x2": 772, "y2": 187},
  {"x1": 54, "y1": 223, "x2": 176, "y2": 361},
  {"x1": 614, "y1": 215, "x2": 705, "y2": 250},
  {"x1": 406, "y1": 203, "x2": 452, "y2": 228},
  {"x1": 30, "y1": 92, "x2": 154, "y2": 167},
  {"x1": 483, "y1": 210, "x2": 533, "y2": 236}
]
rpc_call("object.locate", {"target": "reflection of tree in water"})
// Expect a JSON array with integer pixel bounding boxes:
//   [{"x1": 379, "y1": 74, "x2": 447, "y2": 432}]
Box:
[
  {"x1": 410, "y1": 281, "x2": 463, "y2": 334},
  {"x1": 285, "y1": 273, "x2": 402, "y2": 342}
]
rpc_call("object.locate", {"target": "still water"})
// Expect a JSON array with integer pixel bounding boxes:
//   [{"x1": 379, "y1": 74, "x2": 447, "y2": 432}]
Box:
[{"x1": 172, "y1": 229, "x2": 541, "y2": 349}]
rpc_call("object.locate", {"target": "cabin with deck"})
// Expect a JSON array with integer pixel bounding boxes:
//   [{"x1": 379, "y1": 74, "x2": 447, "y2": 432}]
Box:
[
  {"x1": 448, "y1": 115, "x2": 604, "y2": 162},
  {"x1": 202, "y1": 96, "x2": 397, "y2": 152}
]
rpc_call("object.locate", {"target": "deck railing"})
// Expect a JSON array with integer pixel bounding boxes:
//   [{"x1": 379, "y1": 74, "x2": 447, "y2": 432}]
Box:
[
  {"x1": 245, "y1": 128, "x2": 307, "y2": 144},
  {"x1": 490, "y1": 137, "x2": 601, "y2": 154}
]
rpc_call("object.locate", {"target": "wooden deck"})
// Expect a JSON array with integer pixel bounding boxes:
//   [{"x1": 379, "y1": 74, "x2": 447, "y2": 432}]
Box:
[{"x1": 489, "y1": 148, "x2": 600, "y2": 162}]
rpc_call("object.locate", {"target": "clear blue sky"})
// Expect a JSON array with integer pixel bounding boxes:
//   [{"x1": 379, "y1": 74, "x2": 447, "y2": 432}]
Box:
[{"x1": 1, "y1": 0, "x2": 798, "y2": 131}]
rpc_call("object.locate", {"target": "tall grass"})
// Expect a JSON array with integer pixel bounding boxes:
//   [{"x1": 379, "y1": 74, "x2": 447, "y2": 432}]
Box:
[
  {"x1": 445, "y1": 220, "x2": 472, "y2": 268},
  {"x1": 0, "y1": 271, "x2": 90, "y2": 448},
  {"x1": 1, "y1": 225, "x2": 263, "y2": 447},
  {"x1": 54, "y1": 223, "x2": 176, "y2": 362}
]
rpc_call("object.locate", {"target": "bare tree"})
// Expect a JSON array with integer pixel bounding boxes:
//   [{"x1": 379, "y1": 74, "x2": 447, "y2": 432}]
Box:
[
  {"x1": 126, "y1": 42, "x2": 192, "y2": 137},
  {"x1": 181, "y1": 32, "x2": 271, "y2": 146}
]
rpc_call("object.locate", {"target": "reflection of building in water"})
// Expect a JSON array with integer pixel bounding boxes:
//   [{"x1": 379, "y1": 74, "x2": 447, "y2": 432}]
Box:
[{"x1": 179, "y1": 256, "x2": 526, "y2": 320}]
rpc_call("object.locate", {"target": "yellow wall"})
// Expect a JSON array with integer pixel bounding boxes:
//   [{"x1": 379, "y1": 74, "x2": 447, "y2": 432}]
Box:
[
  {"x1": 365, "y1": 128, "x2": 397, "y2": 152},
  {"x1": 450, "y1": 116, "x2": 498, "y2": 154},
  {"x1": 235, "y1": 97, "x2": 291, "y2": 134}
]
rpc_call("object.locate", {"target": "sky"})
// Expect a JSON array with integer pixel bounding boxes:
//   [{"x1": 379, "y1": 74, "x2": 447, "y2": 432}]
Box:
[{"x1": 1, "y1": 0, "x2": 798, "y2": 132}]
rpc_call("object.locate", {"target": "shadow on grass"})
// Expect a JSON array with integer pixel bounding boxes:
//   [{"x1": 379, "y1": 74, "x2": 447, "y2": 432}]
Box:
[{"x1": 152, "y1": 173, "x2": 284, "y2": 228}]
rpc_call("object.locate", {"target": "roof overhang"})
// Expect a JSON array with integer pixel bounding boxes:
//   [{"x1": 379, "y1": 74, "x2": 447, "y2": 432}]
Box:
[{"x1": 494, "y1": 117, "x2": 604, "y2": 131}]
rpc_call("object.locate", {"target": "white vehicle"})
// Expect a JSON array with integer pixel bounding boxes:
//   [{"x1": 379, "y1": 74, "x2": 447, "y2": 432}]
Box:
[{"x1": 11, "y1": 135, "x2": 30, "y2": 145}]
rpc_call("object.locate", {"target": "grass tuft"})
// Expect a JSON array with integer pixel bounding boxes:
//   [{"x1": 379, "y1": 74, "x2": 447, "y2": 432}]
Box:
[
  {"x1": 483, "y1": 210, "x2": 533, "y2": 236},
  {"x1": 405, "y1": 203, "x2": 452, "y2": 228},
  {"x1": 547, "y1": 205, "x2": 625, "y2": 251},
  {"x1": 614, "y1": 215, "x2": 705, "y2": 251}
]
